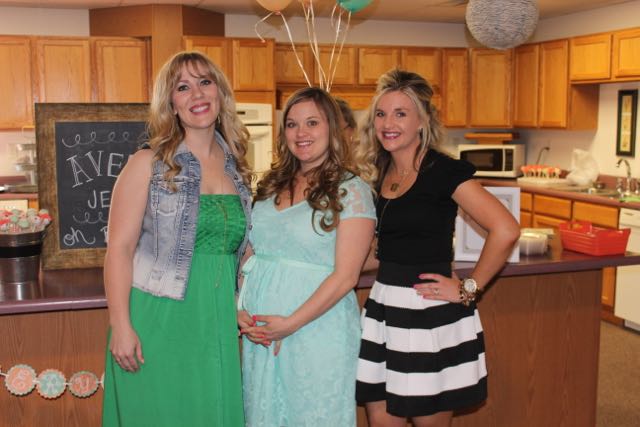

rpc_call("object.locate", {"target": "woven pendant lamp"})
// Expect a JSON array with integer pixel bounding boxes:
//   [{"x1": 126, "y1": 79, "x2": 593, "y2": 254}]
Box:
[{"x1": 465, "y1": 0, "x2": 539, "y2": 50}]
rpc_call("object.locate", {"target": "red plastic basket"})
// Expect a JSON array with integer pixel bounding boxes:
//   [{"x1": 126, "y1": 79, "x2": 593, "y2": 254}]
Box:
[{"x1": 558, "y1": 221, "x2": 630, "y2": 256}]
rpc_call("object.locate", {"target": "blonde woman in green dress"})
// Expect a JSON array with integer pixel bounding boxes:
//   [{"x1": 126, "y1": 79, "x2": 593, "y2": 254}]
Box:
[
  {"x1": 102, "y1": 51, "x2": 252, "y2": 426},
  {"x1": 238, "y1": 87, "x2": 376, "y2": 426}
]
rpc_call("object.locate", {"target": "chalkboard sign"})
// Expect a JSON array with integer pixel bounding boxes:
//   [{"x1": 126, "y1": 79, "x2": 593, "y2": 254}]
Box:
[{"x1": 36, "y1": 104, "x2": 149, "y2": 269}]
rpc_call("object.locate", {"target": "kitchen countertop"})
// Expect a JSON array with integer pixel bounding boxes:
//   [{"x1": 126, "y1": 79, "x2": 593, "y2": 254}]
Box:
[
  {"x1": 3, "y1": 237, "x2": 639, "y2": 315},
  {"x1": 479, "y1": 178, "x2": 640, "y2": 209},
  {"x1": 0, "y1": 192, "x2": 37, "y2": 200}
]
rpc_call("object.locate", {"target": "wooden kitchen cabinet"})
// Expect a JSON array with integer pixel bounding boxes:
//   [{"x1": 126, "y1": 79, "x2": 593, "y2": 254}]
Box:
[
  {"x1": 514, "y1": 39, "x2": 598, "y2": 130},
  {"x1": 441, "y1": 48, "x2": 468, "y2": 127},
  {"x1": 183, "y1": 36, "x2": 231, "y2": 77},
  {"x1": 401, "y1": 47, "x2": 441, "y2": 109},
  {"x1": 520, "y1": 191, "x2": 533, "y2": 227},
  {"x1": 275, "y1": 43, "x2": 314, "y2": 85},
  {"x1": 314, "y1": 45, "x2": 358, "y2": 86},
  {"x1": 34, "y1": 37, "x2": 92, "y2": 103},
  {"x1": 184, "y1": 36, "x2": 274, "y2": 92},
  {"x1": 231, "y1": 38, "x2": 275, "y2": 91},
  {"x1": 571, "y1": 200, "x2": 619, "y2": 312},
  {"x1": 612, "y1": 28, "x2": 640, "y2": 78},
  {"x1": 569, "y1": 33, "x2": 611, "y2": 81},
  {"x1": 358, "y1": 47, "x2": 400, "y2": 85},
  {"x1": 538, "y1": 40, "x2": 569, "y2": 128},
  {"x1": 0, "y1": 36, "x2": 33, "y2": 129},
  {"x1": 572, "y1": 201, "x2": 618, "y2": 228},
  {"x1": 512, "y1": 44, "x2": 539, "y2": 128},
  {"x1": 531, "y1": 194, "x2": 572, "y2": 230},
  {"x1": 92, "y1": 37, "x2": 149, "y2": 102},
  {"x1": 469, "y1": 48, "x2": 512, "y2": 127}
]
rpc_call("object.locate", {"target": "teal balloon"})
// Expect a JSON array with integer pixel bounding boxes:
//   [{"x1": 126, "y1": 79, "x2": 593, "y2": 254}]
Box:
[{"x1": 338, "y1": 0, "x2": 372, "y2": 13}]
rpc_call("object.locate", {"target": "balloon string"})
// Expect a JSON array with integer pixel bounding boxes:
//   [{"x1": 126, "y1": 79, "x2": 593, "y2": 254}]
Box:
[
  {"x1": 328, "y1": 11, "x2": 351, "y2": 93},
  {"x1": 302, "y1": 0, "x2": 326, "y2": 89},
  {"x1": 254, "y1": 11, "x2": 274, "y2": 42},
  {"x1": 280, "y1": 13, "x2": 312, "y2": 87},
  {"x1": 326, "y1": 4, "x2": 340, "y2": 92},
  {"x1": 309, "y1": 3, "x2": 326, "y2": 89}
]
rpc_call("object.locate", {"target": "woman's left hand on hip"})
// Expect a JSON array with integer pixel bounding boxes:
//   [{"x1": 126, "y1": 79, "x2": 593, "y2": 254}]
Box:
[{"x1": 413, "y1": 272, "x2": 461, "y2": 303}]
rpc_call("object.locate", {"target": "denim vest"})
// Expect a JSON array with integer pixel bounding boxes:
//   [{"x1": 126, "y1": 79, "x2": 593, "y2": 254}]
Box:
[{"x1": 131, "y1": 131, "x2": 252, "y2": 300}]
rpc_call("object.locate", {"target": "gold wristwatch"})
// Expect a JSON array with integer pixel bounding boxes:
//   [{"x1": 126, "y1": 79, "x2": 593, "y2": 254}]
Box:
[{"x1": 459, "y1": 278, "x2": 479, "y2": 306}]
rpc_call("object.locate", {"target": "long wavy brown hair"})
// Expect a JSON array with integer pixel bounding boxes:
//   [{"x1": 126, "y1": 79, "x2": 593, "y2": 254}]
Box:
[
  {"x1": 147, "y1": 51, "x2": 252, "y2": 187},
  {"x1": 255, "y1": 87, "x2": 355, "y2": 232},
  {"x1": 355, "y1": 68, "x2": 443, "y2": 190}
]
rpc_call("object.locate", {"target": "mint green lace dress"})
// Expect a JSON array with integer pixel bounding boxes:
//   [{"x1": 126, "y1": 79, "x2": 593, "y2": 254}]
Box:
[
  {"x1": 103, "y1": 195, "x2": 245, "y2": 427},
  {"x1": 239, "y1": 177, "x2": 376, "y2": 427}
]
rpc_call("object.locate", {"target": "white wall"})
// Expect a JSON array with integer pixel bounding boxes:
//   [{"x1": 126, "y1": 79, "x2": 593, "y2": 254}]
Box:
[
  {"x1": 225, "y1": 14, "x2": 468, "y2": 47},
  {"x1": 0, "y1": 7, "x2": 89, "y2": 36},
  {"x1": 531, "y1": 0, "x2": 640, "y2": 42}
]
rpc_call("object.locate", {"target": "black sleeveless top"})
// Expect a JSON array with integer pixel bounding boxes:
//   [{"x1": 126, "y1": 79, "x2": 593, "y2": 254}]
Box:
[{"x1": 376, "y1": 149, "x2": 475, "y2": 266}]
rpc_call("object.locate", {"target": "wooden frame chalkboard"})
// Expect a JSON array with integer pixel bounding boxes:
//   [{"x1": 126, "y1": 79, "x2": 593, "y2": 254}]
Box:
[{"x1": 36, "y1": 103, "x2": 149, "y2": 269}]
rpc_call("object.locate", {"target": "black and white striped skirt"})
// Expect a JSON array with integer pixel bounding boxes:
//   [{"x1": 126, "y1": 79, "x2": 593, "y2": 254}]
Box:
[{"x1": 356, "y1": 261, "x2": 487, "y2": 417}]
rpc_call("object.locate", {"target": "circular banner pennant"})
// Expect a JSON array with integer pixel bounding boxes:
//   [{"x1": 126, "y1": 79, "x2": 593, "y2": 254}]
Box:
[
  {"x1": 68, "y1": 371, "x2": 99, "y2": 398},
  {"x1": 36, "y1": 369, "x2": 66, "y2": 399},
  {"x1": 5, "y1": 365, "x2": 37, "y2": 396}
]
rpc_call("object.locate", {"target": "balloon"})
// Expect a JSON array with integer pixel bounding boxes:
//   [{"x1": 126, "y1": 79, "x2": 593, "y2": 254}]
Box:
[
  {"x1": 256, "y1": 0, "x2": 293, "y2": 12},
  {"x1": 338, "y1": 0, "x2": 372, "y2": 13}
]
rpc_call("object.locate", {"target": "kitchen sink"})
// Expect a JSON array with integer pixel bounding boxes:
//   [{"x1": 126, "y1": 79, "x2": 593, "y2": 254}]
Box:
[
  {"x1": 578, "y1": 188, "x2": 620, "y2": 197},
  {"x1": 561, "y1": 187, "x2": 621, "y2": 198}
]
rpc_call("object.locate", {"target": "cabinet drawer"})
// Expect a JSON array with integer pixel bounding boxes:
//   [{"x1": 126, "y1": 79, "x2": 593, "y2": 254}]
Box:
[
  {"x1": 520, "y1": 192, "x2": 533, "y2": 212},
  {"x1": 572, "y1": 201, "x2": 618, "y2": 228},
  {"x1": 520, "y1": 211, "x2": 532, "y2": 228},
  {"x1": 533, "y1": 195, "x2": 572, "y2": 219},
  {"x1": 532, "y1": 213, "x2": 568, "y2": 230}
]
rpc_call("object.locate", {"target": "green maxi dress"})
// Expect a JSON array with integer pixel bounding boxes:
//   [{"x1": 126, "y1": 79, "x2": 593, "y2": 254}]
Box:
[{"x1": 103, "y1": 194, "x2": 246, "y2": 427}]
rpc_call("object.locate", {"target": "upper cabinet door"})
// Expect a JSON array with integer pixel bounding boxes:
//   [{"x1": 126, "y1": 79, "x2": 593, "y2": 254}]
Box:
[
  {"x1": 314, "y1": 46, "x2": 357, "y2": 86},
  {"x1": 401, "y1": 47, "x2": 442, "y2": 109},
  {"x1": 469, "y1": 48, "x2": 512, "y2": 128},
  {"x1": 93, "y1": 38, "x2": 149, "y2": 102},
  {"x1": 358, "y1": 47, "x2": 400, "y2": 85},
  {"x1": 275, "y1": 43, "x2": 314, "y2": 85},
  {"x1": 569, "y1": 33, "x2": 611, "y2": 81},
  {"x1": 441, "y1": 48, "x2": 468, "y2": 127},
  {"x1": 231, "y1": 38, "x2": 275, "y2": 91},
  {"x1": 538, "y1": 40, "x2": 569, "y2": 128},
  {"x1": 183, "y1": 36, "x2": 231, "y2": 78},
  {"x1": 34, "y1": 37, "x2": 91, "y2": 102},
  {"x1": 0, "y1": 36, "x2": 33, "y2": 129},
  {"x1": 512, "y1": 44, "x2": 539, "y2": 128},
  {"x1": 612, "y1": 28, "x2": 640, "y2": 78}
]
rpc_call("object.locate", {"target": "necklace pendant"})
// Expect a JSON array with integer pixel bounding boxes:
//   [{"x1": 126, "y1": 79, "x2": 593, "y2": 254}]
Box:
[{"x1": 390, "y1": 183, "x2": 399, "y2": 192}]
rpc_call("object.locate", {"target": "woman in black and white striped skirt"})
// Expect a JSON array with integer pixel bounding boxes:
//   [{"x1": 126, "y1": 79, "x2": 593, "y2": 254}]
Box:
[{"x1": 354, "y1": 69, "x2": 520, "y2": 426}]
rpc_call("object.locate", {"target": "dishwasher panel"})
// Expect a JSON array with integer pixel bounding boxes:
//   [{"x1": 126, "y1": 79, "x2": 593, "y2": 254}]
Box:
[{"x1": 614, "y1": 208, "x2": 640, "y2": 332}]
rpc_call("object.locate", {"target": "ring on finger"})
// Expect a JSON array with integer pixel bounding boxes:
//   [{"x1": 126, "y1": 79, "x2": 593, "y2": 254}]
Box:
[{"x1": 434, "y1": 288, "x2": 440, "y2": 295}]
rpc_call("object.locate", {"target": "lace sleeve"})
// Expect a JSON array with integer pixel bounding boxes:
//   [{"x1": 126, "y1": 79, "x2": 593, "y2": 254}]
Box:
[{"x1": 340, "y1": 176, "x2": 377, "y2": 221}]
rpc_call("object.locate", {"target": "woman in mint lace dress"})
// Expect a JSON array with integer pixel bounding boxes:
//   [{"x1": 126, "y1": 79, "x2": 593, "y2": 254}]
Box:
[
  {"x1": 238, "y1": 87, "x2": 376, "y2": 426},
  {"x1": 102, "y1": 52, "x2": 252, "y2": 426}
]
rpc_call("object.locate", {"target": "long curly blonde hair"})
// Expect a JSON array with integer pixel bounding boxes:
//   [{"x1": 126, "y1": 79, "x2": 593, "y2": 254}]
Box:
[
  {"x1": 355, "y1": 68, "x2": 442, "y2": 190},
  {"x1": 147, "y1": 51, "x2": 252, "y2": 187},
  {"x1": 255, "y1": 87, "x2": 356, "y2": 232}
]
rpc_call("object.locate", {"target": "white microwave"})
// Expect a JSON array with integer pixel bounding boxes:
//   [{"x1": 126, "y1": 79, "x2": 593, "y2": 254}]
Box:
[{"x1": 458, "y1": 144, "x2": 525, "y2": 178}]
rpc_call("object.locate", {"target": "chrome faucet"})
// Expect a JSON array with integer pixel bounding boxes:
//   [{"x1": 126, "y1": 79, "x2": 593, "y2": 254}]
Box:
[
  {"x1": 616, "y1": 158, "x2": 633, "y2": 196},
  {"x1": 535, "y1": 146, "x2": 550, "y2": 165}
]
